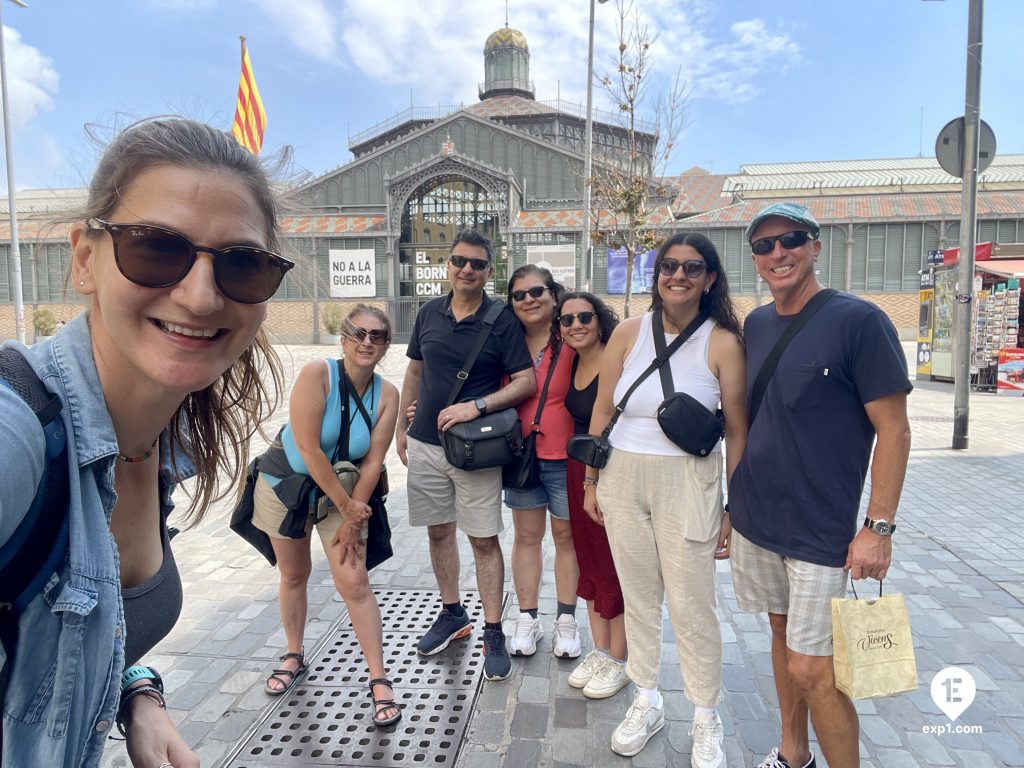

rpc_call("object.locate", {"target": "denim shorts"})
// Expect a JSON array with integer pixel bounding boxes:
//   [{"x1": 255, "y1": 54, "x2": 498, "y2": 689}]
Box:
[{"x1": 503, "y1": 458, "x2": 570, "y2": 520}]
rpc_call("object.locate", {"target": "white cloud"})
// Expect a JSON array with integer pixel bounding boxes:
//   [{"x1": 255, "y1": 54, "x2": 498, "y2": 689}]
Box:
[
  {"x1": 336, "y1": 0, "x2": 799, "y2": 114},
  {"x1": 0, "y1": 26, "x2": 59, "y2": 130},
  {"x1": 252, "y1": 0, "x2": 340, "y2": 62}
]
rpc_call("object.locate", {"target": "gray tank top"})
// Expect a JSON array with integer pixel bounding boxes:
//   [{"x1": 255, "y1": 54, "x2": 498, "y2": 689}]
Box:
[{"x1": 121, "y1": 520, "x2": 182, "y2": 666}]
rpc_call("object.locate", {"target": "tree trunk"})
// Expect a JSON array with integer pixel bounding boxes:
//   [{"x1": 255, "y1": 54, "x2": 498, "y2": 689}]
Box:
[{"x1": 623, "y1": 245, "x2": 635, "y2": 318}]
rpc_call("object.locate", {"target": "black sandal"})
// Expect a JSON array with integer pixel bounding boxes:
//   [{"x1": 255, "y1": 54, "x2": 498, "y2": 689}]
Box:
[
  {"x1": 369, "y1": 677, "x2": 402, "y2": 727},
  {"x1": 265, "y1": 650, "x2": 307, "y2": 696}
]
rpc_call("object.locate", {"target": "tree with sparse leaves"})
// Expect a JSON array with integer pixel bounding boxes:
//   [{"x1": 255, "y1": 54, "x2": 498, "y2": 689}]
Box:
[{"x1": 588, "y1": 0, "x2": 689, "y2": 316}]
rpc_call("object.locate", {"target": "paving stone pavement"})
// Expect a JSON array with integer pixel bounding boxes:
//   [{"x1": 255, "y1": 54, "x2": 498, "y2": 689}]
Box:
[{"x1": 99, "y1": 342, "x2": 1024, "y2": 768}]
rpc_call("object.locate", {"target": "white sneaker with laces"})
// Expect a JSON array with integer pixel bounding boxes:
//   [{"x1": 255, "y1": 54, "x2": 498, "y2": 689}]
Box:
[
  {"x1": 551, "y1": 614, "x2": 582, "y2": 658},
  {"x1": 507, "y1": 614, "x2": 542, "y2": 656},
  {"x1": 689, "y1": 710, "x2": 725, "y2": 768},
  {"x1": 582, "y1": 656, "x2": 629, "y2": 699},
  {"x1": 610, "y1": 691, "x2": 664, "y2": 756},
  {"x1": 567, "y1": 650, "x2": 604, "y2": 689}
]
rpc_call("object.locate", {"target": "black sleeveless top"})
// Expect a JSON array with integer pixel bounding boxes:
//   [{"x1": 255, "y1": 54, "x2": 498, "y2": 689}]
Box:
[
  {"x1": 564, "y1": 356, "x2": 599, "y2": 436},
  {"x1": 121, "y1": 512, "x2": 183, "y2": 667}
]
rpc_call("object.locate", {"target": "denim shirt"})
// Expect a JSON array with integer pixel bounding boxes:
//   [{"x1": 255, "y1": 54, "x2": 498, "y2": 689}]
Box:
[{"x1": 1, "y1": 314, "x2": 187, "y2": 768}]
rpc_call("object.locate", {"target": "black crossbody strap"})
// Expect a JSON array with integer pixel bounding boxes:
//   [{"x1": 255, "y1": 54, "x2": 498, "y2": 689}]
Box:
[
  {"x1": 345, "y1": 370, "x2": 375, "y2": 433},
  {"x1": 330, "y1": 360, "x2": 353, "y2": 464},
  {"x1": 445, "y1": 300, "x2": 506, "y2": 407},
  {"x1": 529, "y1": 342, "x2": 561, "y2": 430},
  {"x1": 748, "y1": 289, "x2": 837, "y2": 426},
  {"x1": 652, "y1": 311, "x2": 676, "y2": 397},
  {"x1": 602, "y1": 311, "x2": 708, "y2": 439}
]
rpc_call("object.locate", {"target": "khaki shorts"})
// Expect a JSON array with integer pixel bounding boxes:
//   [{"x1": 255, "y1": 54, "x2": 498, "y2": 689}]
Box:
[
  {"x1": 252, "y1": 473, "x2": 366, "y2": 545},
  {"x1": 731, "y1": 528, "x2": 847, "y2": 656},
  {"x1": 406, "y1": 436, "x2": 503, "y2": 538}
]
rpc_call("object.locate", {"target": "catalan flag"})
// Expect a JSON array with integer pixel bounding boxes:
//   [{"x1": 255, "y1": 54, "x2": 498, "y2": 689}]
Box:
[{"x1": 231, "y1": 37, "x2": 266, "y2": 154}]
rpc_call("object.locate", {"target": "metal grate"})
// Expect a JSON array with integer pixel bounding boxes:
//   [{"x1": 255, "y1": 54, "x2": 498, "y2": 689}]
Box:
[{"x1": 228, "y1": 590, "x2": 494, "y2": 768}]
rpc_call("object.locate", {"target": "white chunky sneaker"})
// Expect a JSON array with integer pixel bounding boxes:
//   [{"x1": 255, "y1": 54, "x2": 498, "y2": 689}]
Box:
[
  {"x1": 610, "y1": 691, "x2": 664, "y2": 756},
  {"x1": 689, "y1": 710, "x2": 725, "y2": 768},
  {"x1": 582, "y1": 656, "x2": 629, "y2": 699},
  {"x1": 551, "y1": 614, "x2": 582, "y2": 658},
  {"x1": 507, "y1": 614, "x2": 542, "y2": 656},
  {"x1": 567, "y1": 650, "x2": 604, "y2": 689}
]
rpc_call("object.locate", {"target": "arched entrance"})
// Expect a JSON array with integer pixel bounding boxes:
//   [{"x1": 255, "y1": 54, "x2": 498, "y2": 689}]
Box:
[{"x1": 398, "y1": 176, "x2": 506, "y2": 299}]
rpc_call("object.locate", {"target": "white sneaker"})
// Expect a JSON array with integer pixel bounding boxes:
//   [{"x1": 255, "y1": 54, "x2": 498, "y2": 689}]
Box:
[
  {"x1": 689, "y1": 710, "x2": 725, "y2": 768},
  {"x1": 551, "y1": 614, "x2": 582, "y2": 658},
  {"x1": 583, "y1": 656, "x2": 630, "y2": 699},
  {"x1": 507, "y1": 614, "x2": 542, "y2": 656},
  {"x1": 610, "y1": 691, "x2": 664, "y2": 756},
  {"x1": 567, "y1": 650, "x2": 604, "y2": 689}
]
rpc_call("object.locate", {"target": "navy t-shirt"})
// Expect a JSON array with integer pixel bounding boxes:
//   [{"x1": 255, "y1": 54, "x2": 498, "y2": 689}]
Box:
[
  {"x1": 729, "y1": 292, "x2": 912, "y2": 567},
  {"x1": 407, "y1": 292, "x2": 532, "y2": 446}
]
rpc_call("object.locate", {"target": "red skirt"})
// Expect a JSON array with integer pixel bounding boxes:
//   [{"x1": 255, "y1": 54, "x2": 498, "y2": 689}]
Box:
[{"x1": 567, "y1": 457, "x2": 624, "y2": 620}]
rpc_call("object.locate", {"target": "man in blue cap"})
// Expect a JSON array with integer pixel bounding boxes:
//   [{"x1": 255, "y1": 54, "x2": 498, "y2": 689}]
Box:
[{"x1": 728, "y1": 202, "x2": 912, "y2": 768}]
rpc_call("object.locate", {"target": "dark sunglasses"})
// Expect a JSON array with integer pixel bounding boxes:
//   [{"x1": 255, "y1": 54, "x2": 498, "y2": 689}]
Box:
[
  {"x1": 659, "y1": 258, "x2": 708, "y2": 278},
  {"x1": 511, "y1": 286, "x2": 547, "y2": 302},
  {"x1": 449, "y1": 254, "x2": 490, "y2": 271},
  {"x1": 343, "y1": 323, "x2": 389, "y2": 346},
  {"x1": 558, "y1": 311, "x2": 596, "y2": 327},
  {"x1": 88, "y1": 218, "x2": 293, "y2": 304},
  {"x1": 750, "y1": 230, "x2": 815, "y2": 256}
]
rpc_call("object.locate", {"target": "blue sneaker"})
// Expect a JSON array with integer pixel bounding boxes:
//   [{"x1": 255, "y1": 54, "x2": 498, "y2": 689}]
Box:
[
  {"x1": 416, "y1": 608, "x2": 472, "y2": 656},
  {"x1": 482, "y1": 627, "x2": 512, "y2": 681}
]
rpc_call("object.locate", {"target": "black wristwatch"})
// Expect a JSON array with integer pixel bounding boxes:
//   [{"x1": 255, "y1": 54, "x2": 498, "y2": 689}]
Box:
[
  {"x1": 475, "y1": 398, "x2": 488, "y2": 415},
  {"x1": 863, "y1": 516, "x2": 896, "y2": 537}
]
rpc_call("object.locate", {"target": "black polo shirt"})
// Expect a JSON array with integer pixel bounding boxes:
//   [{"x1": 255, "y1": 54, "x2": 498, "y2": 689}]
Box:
[{"x1": 407, "y1": 291, "x2": 532, "y2": 446}]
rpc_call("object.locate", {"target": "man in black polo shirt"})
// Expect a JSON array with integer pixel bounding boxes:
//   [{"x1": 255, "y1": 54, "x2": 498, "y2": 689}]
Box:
[{"x1": 396, "y1": 228, "x2": 534, "y2": 681}]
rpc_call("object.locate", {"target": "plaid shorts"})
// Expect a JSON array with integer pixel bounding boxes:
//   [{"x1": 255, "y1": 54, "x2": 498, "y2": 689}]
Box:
[{"x1": 730, "y1": 529, "x2": 848, "y2": 656}]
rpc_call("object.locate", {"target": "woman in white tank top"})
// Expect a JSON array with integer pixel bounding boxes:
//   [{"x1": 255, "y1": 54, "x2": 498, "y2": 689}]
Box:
[{"x1": 582, "y1": 232, "x2": 748, "y2": 764}]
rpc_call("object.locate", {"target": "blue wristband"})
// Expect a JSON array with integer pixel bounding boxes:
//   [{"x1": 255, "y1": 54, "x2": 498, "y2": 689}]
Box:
[{"x1": 120, "y1": 665, "x2": 163, "y2": 693}]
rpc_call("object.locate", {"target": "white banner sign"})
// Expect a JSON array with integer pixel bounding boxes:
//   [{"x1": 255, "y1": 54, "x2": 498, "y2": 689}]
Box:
[
  {"x1": 329, "y1": 248, "x2": 376, "y2": 298},
  {"x1": 527, "y1": 244, "x2": 576, "y2": 290}
]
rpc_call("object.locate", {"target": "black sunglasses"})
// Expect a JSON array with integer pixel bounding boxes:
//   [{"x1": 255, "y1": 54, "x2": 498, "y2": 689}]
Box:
[
  {"x1": 511, "y1": 286, "x2": 547, "y2": 302},
  {"x1": 449, "y1": 254, "x2": 490, "y2": 271},
  {"x1": 659, "y1": 258, "x2": 708, "y2": 278},
  {"x1": 343, "y1": 323, "x2": 389, "y2": 346},
  {"x1": 88, "y1": 218, "x2": 293, "y2": 304},
  {"x1": 558, "y1": 311, "x2": 596, "y2": 327},
  {"x1": 750, "y1": 230, "x2": 815, "y2": 256}
]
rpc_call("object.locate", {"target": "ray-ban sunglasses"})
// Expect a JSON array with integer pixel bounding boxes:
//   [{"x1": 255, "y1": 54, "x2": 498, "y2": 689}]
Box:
[
  {"x1": 750, "y1": 230, "x2": 815, "y2": 256},
  {"x1": 659, "y1": 258, "x2": 708, "y2": 278},
  {"x1": 511, "y1": 286, "x2": 547, "y2": 302},
  {"x1": 558, "y1": 311, "x2": 596, "y2": 327},
  {"x1": 449, "y1": 254, "x2": 490, "y2": 271},
  {"x1": 88, "y1": 218, "x2": 294, "y2": 304}
]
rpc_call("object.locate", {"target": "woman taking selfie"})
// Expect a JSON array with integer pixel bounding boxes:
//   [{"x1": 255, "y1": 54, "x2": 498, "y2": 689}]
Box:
[
  {"x1": 0, "y1": 118, "x2": 290, "y2": 767},
  {"x1": 255, "y1": 304, "x2": 401, "y2": 728},
  {"x1": 585, "y1": 232, "x2": 747, "y2": 764},
  {"x1": 503, "y1": 265, "x2": 581, "y2": 659}
]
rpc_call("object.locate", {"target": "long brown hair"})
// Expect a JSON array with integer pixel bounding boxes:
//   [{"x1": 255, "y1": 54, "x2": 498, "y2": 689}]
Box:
[{"x1": 78, "y1": 117, "x2": 289, "y2": 525}]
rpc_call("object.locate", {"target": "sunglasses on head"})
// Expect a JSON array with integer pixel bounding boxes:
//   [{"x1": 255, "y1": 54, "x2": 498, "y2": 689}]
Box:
[
  {"x1": 343, "y1": 323, "x2": 389, "y2": 346},
  {"x1": 558, "y1": 311, "x2": 596, "y2": 327},
  {"x1": 750, "y1": 230, "x2": 815, "y2": 256},
  {"x1": 659, "y1": 258, "x2": 708, "y2": 278},
  {"x1": 88, "y1": 218, "x2": 293, "y2": 304},
  {"x1": 511, "y1": 285, "x2": 547, "y2": 302},
  {"x1": 449, "y1": 254, "x2": 490, "y2": 271}
]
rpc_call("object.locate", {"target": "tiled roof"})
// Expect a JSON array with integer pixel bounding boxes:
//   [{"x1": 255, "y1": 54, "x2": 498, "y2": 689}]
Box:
[
  {"x1": 515, "y1": 205, "x2": 676, "y2": 230},
  {"x1": 278, "y1": 215, "x2": 387, "y2": 235},
  {"x1": 467, "y1": 96, "x2": 557, "y2": 120},
  {"x1": 670, "y1": 173, "x2": 729, "y2": 216},
  {"x1": 677, "y1": 191, "x2": 1024, "y2": 227}
]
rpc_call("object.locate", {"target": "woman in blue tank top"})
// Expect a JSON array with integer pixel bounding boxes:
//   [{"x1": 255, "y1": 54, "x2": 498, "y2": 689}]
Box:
[{"x1": 252, "y1": 304, "x2": 401, "y2": 727}]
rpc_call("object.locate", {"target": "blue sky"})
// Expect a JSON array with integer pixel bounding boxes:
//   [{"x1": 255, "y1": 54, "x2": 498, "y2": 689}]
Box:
[{"x1": 2, "y1": 0, "x2": 1023, "y2": 192}]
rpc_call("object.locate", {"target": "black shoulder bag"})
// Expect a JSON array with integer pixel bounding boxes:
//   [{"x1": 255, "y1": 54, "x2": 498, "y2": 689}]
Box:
[
  {"x1": 652, "y1": 312, "x2": 724, "y2": 457},
  {"x1": 502, "y1": 342, "x2": 561, "y2": 489},
  {"x1": 566, "y1": 312, "x2": 708, "y2": 469},
  {"x1": 440, "y1": 301, "x2": 524, "y2": 470},
  {"x1": 748, "y1": 289, "x2": 837, "y2": 426}
]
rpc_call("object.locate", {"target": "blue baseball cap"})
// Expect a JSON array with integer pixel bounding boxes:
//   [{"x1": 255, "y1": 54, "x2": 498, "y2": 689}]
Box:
[{"x1": 746, "y1": 202, "x2": 820, "y2": 243}]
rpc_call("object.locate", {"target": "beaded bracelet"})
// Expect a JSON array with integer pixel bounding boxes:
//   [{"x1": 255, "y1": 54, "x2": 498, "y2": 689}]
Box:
[{"x1": 116, "y1": 684, "x2": 166, "y2": 735}]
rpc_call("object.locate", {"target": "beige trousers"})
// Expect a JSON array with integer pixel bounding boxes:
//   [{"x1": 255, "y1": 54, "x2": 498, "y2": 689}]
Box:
[{"x1": 598, "y1": 448, "x2": 724, "y2": 707}]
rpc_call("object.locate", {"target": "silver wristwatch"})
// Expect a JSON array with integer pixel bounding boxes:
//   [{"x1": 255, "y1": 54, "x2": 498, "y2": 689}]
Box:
[{"x1": 863, "y1": 516, "x2": 896, "y2": 536}]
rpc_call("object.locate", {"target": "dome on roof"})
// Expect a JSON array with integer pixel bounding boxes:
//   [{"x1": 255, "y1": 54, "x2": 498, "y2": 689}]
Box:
[{"x1": 484, "y1": 26, "x2": 529, "y2": 53}]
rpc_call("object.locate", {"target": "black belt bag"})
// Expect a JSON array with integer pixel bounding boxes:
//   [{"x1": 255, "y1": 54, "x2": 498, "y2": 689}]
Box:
[{"x1": 439, "y1": 300, "x2": 523, "y2": 471}]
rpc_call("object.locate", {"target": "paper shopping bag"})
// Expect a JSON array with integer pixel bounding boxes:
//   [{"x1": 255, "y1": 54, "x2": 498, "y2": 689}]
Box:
[{"x1": 832, "y1": 585, "x2": 917, "y2": 700}]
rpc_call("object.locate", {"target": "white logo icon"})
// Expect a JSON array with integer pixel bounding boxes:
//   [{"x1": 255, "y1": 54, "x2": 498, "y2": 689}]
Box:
[{"x1": 930, "y1": 667, "x2": 976, "y2": 721}]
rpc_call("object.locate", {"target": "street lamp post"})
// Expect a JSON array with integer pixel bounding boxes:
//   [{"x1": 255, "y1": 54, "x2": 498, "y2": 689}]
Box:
[
  {"x1": 581, "y1": 0, "x2": 608, "y2": 291},
  {"x1": 0, "y1": 0, "x2": 28, "y2": 344}
]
